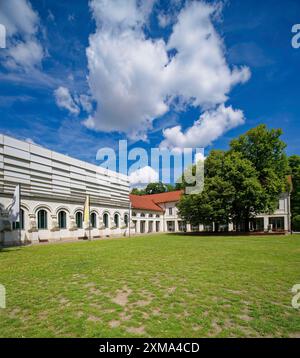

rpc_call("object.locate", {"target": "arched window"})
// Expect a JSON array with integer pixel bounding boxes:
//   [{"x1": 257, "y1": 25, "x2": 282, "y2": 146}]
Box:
[
  {"x1": 37, "y1": 209, "x2": 48, "y2": 229},
  {"x1": 91, "y1": 212, "x2": 97, "y2": 228},
  {"x1": 12, "y1": 209, "x2": 24, "y2": 230},
  {"x1": 114, "y1": 213, "x2": 119, "y2": 228},
  {"x1": 76, "y1": 212, "x2": 83, "y2": 229},
  {"x1": 103, "y1": 213, "x2": 109, "y2": 228},
  {"x1": 124, "y1": 214, "x2": 129, "y2": 227},
  {"x1": 58, "y1": 211, "x2": 67, "y2": 229},
  {"x1": 140, "y1": 213, "x2": 145, "y2": 217},
  {"x1": 20, "y1": 209, "x2": 24, "y2": 230}
]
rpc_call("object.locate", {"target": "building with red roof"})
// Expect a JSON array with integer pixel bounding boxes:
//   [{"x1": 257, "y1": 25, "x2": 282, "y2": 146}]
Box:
[{"x1": 130, "y1": 190, "x2": 186, "y2": 233}]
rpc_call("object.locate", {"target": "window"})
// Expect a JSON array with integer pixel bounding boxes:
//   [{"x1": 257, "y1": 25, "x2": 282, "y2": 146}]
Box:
[
  {"x1": 76, "y1": 212, "x2": 83, "y2": 229},
  {"x1": 140, "y1": 213, "x2": 145, "y2": 217},
  {"x1": 91, "y1": 212, "x2": 97, "y2": 228},
  {"x1": 58, "y1": 211, "x2": 67, "y2": 229},
  {"x1": 140, "y1": 221, "x2": 146, "y2": 233},
  {"x1": 132, "y1": 212, "x2": 137, "y2": 217},
  {"x1": 156, "y1": 214, "x2": 160, "y2": 218},
  {"x1": 178, "y1": 221, "x2": 187, "y2": 232},
  {"x1": 149, "y1": 213, "x2": 153, "y2": 218},
  {"x1": 148, "y1": 221, "x2": 153, "y2": 232},
  {"x1": 169, "y1": 208, "x2": 173, "y2": 215},
  {"x1": 124, "y1": 214, "x2": 129, "y2": 227},
  {"x1": 269, "y1": 217, "x2": 284, "y2": 231},
  {"x1": 20, "y1": 209, "x2": 24, "y2": 230},
  {"x1": 114, "y1": 213, "x2": 119, "y2": 228},
  {"x1": 12, "y1": 209, "x2": 24, "y2": 230},
  {"x1": 191, "y1": 223, "x2": 199, "y2": 232},
  {"x1": 103, "y1": 213, "x2": 109, "y2": 228},
  {"x1": 167, "y1": 221, "x2": 175, "y2": 232},
  {"x1": 156, "y1": 221, "x2": 160, "y2": 232},
  {"x1": 37, "y1": 209, "x2": 48, "y2": 229}
]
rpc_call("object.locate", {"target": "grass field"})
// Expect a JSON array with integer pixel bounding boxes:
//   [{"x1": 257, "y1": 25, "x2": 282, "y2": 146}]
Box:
[{"x1": 0, "y1": 234, "x2": 299, "y2": 338}]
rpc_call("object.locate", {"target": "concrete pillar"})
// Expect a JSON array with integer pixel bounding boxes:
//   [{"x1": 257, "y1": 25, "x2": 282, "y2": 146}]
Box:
[
  {"x1": 174, "y1": 220, "x2": 178, "y2": 232},
  {"x1": 263, "y1": 216, "x2": 269, "y2": 231},
  {"x1": 187, "y1": 223, "x2": 191, "y2": 232},
  {"x1": 136, "y1": 220, "x2": 141, "y2": 234},
  {"x1": 284, "y1": 215, "x2": 289, "y2": 231},
  {"x1": 145, "y1": 220, "x2": 149, "y2": 233}
]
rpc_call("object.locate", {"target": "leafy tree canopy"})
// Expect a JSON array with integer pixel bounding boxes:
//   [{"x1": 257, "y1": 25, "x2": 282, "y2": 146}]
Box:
[{"x1": 177, "y1": 125, "x2": 289, "y2": 232}]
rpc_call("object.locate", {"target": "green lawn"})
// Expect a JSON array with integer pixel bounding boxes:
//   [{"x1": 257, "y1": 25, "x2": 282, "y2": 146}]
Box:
[{"x1": 0, "y1": 234, "x2": 299, "y2": 338}]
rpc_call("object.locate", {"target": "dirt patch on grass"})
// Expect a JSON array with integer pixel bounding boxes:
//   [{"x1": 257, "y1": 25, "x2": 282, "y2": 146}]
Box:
[
  {"x1": 167, "y1": 286, "x2": 177, "y2": 294},
  {"x1": 238, "y1": 314, "x2": 253, "y2": 322},
  {"x1": 89, "y1": 287, "x2": 101, "y2": 296},
  {"x1": 225, "y1": 289, "x2": 244, "y2": 295},
  {"x1": 112, "y1": 285, "x2": 132, "y2": 307},
  {"x1": 109, "y1": 320, "x2": 120, "y2": 328},
  {"x1": 209, "y1": 319, "x2": 222, "y2": 336},
  {"x1": 126, "y1": 326, "x2": 145, "y2": 335},
  {"x1": 289, "y1": 332, "x2": 300, "y2": 338},
  {"x1": 87, "y1": 315, "x2": 101, "y2": 322},
  {"x1": 75, "y1": 311, "x2": 84, "y2": 318},
  {"x1": 120, "y1": 311, "x2": 132, "y2": 321}
]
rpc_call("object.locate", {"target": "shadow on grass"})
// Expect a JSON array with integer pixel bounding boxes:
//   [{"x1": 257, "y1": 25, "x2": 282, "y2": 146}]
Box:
[
  {"x1": 166, "y1": 231, "x2": 286, "y2": 237},
  {"x1": 0, "y1": 246, "x2": 23, "y2": 253}
]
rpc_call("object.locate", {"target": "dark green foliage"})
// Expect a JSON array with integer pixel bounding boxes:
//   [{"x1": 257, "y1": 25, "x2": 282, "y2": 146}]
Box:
[
  {"x1": 177, "y1": 125, "x2": 289, "y2": 232},
  {"x1": 288, "y1": 155, "x2": 300, "y2": 230}
]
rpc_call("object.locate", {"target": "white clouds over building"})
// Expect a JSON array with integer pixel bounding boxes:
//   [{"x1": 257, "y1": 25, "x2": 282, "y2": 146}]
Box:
[
  {"x1": 83, "y1": 0, "x2": 250, "y2": 144},
  {"x1": 0, "y1": 0, "x2": 44, "y2": 70}
]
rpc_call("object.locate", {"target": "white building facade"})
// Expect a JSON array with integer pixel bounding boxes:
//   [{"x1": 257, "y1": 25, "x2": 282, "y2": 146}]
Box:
[
  {"x1": 130, "y1": 191, "x2": 291, "y2": 234},
  {"x1": 0, "y1": 135, "x2": 131, "y2": 246},
  {"x1": 0, "y1": 135, "x2": 292, "y2": 246}
]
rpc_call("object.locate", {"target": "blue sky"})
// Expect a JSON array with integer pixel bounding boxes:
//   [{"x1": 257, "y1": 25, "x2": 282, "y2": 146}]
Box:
[{"x1": 0, "y1": 0, "x2": 300, "y2": 183}]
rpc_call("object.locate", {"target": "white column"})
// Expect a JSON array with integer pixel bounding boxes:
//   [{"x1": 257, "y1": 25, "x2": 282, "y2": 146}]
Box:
[
  {"x1": 136, "y1": 220, "x2": 141, "y2": 234},
  {"x1": 145, "y1": 220, "x2": 149, "y2": 233},
  {"x1": 263, "y1": 216, "x2": 269, "y2": 231},
  {"x1": 174, "y1": 220, "x2": 179, "y2": 232}
]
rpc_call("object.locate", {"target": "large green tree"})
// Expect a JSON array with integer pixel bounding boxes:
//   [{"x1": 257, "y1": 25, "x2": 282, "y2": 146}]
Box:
[
  {"x1": 288, "y1": 155, "x2": 300, "y2": 230},
  {"x1": 177, "y1": 125, "x2": 289, "y2": 232},
  {"x1": 130, "y1": 188, "x2": 146, "y2": 195},
  {"x1": 145, "y1": 182, "x2": 167, "y2": 195},
  {"x1": 230, "y1": 124, "x2": 289, "y2": 207}
]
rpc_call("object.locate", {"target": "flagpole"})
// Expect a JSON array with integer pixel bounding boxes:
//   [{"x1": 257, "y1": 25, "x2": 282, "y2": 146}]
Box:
[
  {"x1": 89, "y1": 197, "x2": 91, "y2": 241},
  {"x1": 129, "y1": 201, "x2": 131, "y2": 238},
  {"x1": 19, "y1": 184, "x2": 21, "y2": 245}
]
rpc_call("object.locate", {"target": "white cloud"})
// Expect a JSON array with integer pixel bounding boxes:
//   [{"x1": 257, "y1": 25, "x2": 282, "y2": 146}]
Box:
[
  {"x1": 0, "y1": 0, "x2": 39, "y2": 37},
  {"x1": 0, "y1": 0, "x2": 44, "y2": 70},
  {"x1": 160, "y1": 104, "x2": 245, "y2": 149},
  {"x1": 84, "y1": 0, "x2": 250, "y2": 141},
  {"x1": 78, "y1": 94, "x2": 93, "y2": 113},
  {"x1": 54, "y1": 86, "x2": 80, "y2": 115},
  {"x1": 129, "y1": 165, "x2": 159, "y2": 186},
  {"x1": 195, "y1": 152, "x2": 206, "y2": 163},
  {"x1": 157, "y1": 13, "x2": 172, "y2": 28},
  {"x1": 4, "y1": 40, "x2": 44, "y2": 70}
]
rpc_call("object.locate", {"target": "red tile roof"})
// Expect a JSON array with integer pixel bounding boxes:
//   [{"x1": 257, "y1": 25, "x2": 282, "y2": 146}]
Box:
[{"x1": 130, "y1": 190, "x2": 183, "y2": 212}]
